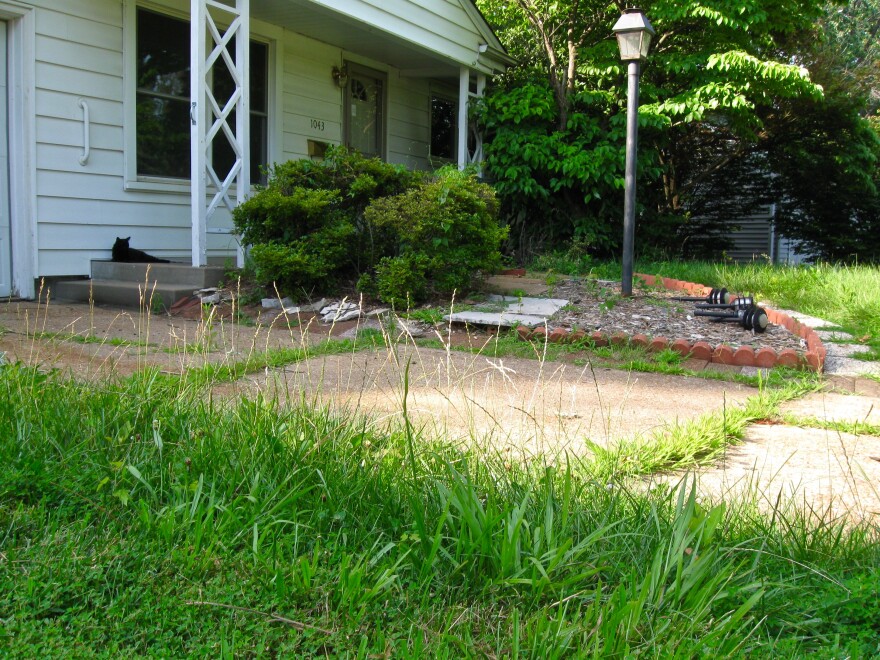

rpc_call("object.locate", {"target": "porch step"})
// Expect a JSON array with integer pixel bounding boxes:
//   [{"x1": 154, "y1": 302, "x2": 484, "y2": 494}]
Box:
[
  {"x1": 51, "y1": 279, "x2": 198, "y2": 311},
  {"x1": 51, "y1": 261, "x2": 227, "y2": 310},
  {"x1": 90, "y1": 260, "x2": 226, "y2": 288}
]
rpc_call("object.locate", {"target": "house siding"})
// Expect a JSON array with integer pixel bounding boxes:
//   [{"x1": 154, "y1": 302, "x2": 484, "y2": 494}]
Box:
[
  {"x1": 19, "y1": 0, "x2": 440, "y2": 280},
  {"x1": 726, "y1": 207, "x2": 774, "y2": 263}
]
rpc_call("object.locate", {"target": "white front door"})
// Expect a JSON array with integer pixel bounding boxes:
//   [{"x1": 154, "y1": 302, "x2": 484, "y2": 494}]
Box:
[
  {"x1": 344, "y1": 64, "x2": 385, "y2": 160},
  {"x1": 0, "y1": 21, "x2": 11, "y2": 297}
]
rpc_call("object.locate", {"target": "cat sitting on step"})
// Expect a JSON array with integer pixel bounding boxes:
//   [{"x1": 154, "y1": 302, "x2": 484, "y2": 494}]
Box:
[{"x1": 111, "y1": 237, "x2": 170, "y2": 263}]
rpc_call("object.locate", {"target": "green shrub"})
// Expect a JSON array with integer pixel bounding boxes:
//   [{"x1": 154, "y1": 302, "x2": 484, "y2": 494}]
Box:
[
  {"x1": 374, "y1": 254, "x2": 428, "y2": 307},
  {"x1": 234, "y1": 152, "x2": 505, "y2": 302},
  {"x1": 248, "y1": 215, "x2": 355, "y2": 292},
  {"x1": 233, "y1": 147, "x2": 419, "y2": 290},
  {"x1": 365, "y1": 167, "x2": 507, "y2": 302}
]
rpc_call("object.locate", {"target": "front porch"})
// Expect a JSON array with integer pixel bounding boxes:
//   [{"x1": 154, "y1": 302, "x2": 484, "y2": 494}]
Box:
[{"x1": 184, "y1": 0, "x2": 511, "y2": 268}]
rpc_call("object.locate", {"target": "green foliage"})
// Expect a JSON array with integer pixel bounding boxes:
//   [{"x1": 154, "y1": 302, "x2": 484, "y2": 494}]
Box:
[
  {"x1": 232, "y1": 147, "x2": 418, "y2": 291},
  {"x1": 365, "y1": 167, "x2": 507, "y2": 303},
  {"x1": 476, "y1": 0, "x2": 880, "y2": 262},
  {"x1": 247, "y1": 217, "x2": 355, "y2": 292},
  {"x1": 233, "y1": 152, "x2": 505, "y2": 300},
  {"x1": 374, "y1": 254, "x2": 428, "y2": 307}
]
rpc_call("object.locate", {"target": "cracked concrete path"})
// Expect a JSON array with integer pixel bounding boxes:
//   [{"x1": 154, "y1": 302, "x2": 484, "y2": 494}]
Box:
[
  {"x1": 221, "y1": 345, "x2": 752, "y2": 458},
  {"x1": 4, "y1": 297, "x2": 879, "y2": 522}
]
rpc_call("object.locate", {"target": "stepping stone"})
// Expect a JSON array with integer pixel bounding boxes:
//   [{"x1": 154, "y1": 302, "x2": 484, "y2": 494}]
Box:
[
  {"x1": 824, "y1": 356, "x2": 880, "y2": 378},
  {"x1": 782, "y1": 391, "x2": 880, "y2": 426},
  {"x1": 824, "y1": 342, "x2": 872, "y2": 358},
  {"x1": 486, "y1": 295, "x2": 569, "y2": 317},
  {"x1": 444, "y1": 311, "x2": 548, "y2": 328}
]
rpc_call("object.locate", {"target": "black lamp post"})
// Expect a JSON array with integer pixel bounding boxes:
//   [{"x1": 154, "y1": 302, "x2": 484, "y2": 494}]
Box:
[{"x1": 612, "y1": 8, "x2": 655, "y2": 296}]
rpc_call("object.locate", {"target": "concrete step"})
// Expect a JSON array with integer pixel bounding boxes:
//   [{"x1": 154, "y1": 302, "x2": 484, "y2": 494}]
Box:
[
  {"x1": 89, "y1": 260, "x2": 226, "y2": 288},
  {"x1": 51, "y1": 279, "x2": 197, "y2": 311}
]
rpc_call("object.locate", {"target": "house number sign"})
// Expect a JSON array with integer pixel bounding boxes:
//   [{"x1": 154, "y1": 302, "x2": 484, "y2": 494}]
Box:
[{"x1": 310, "y1": 119, "x2": 326, "y2": 131}]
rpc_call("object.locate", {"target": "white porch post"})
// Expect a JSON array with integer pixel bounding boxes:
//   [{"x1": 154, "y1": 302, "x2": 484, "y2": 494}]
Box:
[
  {"x1": 457, "y1": 66, "x2": 469, "y2": 170},
  {"x1": 457, "y1": 68, "x2": 487, "y2": 171},
  {"x1": 190, "y1": 0, "x2": 250, "y2": 268}
]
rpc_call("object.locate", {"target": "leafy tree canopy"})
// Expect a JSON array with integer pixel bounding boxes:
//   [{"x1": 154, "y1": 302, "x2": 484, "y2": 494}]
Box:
[{"x1": 476, "y1": 0, "x2": 880, "y2": 261}]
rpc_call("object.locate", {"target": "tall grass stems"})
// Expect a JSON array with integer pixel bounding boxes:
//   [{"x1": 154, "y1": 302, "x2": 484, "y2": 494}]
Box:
[{"x1": 2, "y1": 363, "x2": 878, "y2": 656}]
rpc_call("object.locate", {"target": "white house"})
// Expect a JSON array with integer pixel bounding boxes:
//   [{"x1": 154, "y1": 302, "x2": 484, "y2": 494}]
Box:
[{"x1": 0, "y1": 0, "x2": 511, "y2": 299}]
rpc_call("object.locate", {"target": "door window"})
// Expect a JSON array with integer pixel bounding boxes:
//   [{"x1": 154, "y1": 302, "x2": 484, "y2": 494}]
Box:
[{"x1": 344, "y1": 65, "x2": 385, "y2": 159}]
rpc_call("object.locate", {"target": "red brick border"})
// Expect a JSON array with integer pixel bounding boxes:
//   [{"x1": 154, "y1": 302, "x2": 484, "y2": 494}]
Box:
[{"x1": 516, "y1": 273, "x2": 826, "y2": 372}]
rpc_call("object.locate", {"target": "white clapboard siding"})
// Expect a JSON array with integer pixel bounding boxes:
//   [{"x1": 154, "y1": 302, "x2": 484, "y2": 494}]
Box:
[
  {"x1": 280, "y1": 32, "x2": 342, "y2": 161},
  {"x1": 19, "y1": 0, "x2": 489, "y2": 280},
  {"x1": 36, "y1": 89, "x2": 123, "y2": 125},
  {"x1": 387, "y1": 76, "x2": 432, "y2": 170}
]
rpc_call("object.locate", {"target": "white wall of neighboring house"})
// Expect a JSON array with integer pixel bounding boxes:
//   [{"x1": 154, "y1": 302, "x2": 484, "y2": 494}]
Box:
[{"x1": 1, "y1": 0, "x2": 500, "y2": 296}]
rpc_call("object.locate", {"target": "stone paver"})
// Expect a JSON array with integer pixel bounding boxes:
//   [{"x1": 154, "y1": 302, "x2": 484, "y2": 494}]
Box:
[
  {"x1": 444, "y1": 310, "x2": 549, "y2": 328},
  {"x1": 486, "y1": 295, "x2": 570, "y2": 317},
  {"x1": 657, "y1": 425, "x2": 880, "y2": 523},
  {"x1": 446, "y1": 295, "x2": 570, "y2": 329},
  {"x1": 781, "y1": 391, "x2": 880, "y2": 426}
]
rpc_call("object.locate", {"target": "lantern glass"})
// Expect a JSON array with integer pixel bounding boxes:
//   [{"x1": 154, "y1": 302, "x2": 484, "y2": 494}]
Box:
[{"x1": 612, "y1": 9, "x2": 655, "y2": 61}]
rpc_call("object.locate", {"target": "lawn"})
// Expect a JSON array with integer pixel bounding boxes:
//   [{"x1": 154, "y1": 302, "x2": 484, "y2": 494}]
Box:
[
  {"x1": 2, "y1": 259, "x2": 879, "y2": 655},
  {"x1": 1, "y1": 352, "x2": 878, "y2": 656}
]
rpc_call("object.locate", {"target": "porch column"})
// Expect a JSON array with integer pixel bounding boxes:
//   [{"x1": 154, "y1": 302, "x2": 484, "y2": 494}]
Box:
[
  {"x1": 190, "y1": 0, "x2": 250, "y2": 268},
  {"x1": 457, "y1": 68, "x2": 487, "y2": 171}
]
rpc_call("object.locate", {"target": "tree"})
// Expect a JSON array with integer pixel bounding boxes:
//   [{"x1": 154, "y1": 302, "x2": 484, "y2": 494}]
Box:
[
  {"x1": 761, "y1": 0, "x2": 880, "y2": 260},
  {"x1": 476, "y1": 0, "x2": 880, "y2": 261}
]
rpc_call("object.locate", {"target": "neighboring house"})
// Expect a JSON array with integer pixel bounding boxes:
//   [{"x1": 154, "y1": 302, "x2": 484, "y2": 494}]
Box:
[
  {"x1": 0, "y1": 0, "x2": 512, "y2": 299},
  {"x1": 725, "y1": 205, "x2": 809, "y2": 264}
]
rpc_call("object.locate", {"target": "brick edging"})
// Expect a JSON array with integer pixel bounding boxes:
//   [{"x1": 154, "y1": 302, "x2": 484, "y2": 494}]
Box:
[{"x1": 515, "y1": 273, "x2": 826, "y2": 372}]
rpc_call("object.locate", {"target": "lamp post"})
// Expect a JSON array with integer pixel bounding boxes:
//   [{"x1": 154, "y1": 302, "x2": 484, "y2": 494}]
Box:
[{"x1": 612, "y1": 8, "x2": 655, "y2": 296}]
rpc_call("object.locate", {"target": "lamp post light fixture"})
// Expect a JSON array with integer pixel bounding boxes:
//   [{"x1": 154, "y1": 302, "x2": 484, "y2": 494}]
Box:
[{"x1": 612, "y1": 8, "x2": 655, "y2": 296}]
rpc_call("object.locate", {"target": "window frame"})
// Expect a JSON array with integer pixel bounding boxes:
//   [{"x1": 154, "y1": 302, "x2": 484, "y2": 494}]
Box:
[
  {"x1": 429, "y1": 87, "x2": 458, "y2": 166},
  {"x1": 122, "y1": 1, "x2": 280, "y2": 193}
]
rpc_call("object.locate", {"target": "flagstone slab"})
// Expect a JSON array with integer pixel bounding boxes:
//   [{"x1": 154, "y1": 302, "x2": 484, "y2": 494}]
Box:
[
  {"x1": 486, "y1": 295, "x2": 569, "y2": 317},
  {"x1": 444, "y1": 311, "x2": 548, "y2": 328},
  {"x1": 781, "y1": 391, "x2": 880, "y2": 425}
]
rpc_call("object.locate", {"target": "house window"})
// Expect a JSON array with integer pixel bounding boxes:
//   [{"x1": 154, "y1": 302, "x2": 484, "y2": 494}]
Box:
[
  {"x1": 134, "y1": 8, "x2": 269, "y2": 182},
  {"x1": 430, "y1": 94, "x2": 456, "y2": 162},
  {"x1": 212, "y1": 40, "x2": 269, "y2": 185}
]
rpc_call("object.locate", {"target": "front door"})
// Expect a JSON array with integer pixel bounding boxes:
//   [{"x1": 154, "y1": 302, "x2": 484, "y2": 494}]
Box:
[
  {"x1": 344, "y1": 64, "x2": 385, "y2": 159},
  {"x1": 0, "y1": 21, "x2": 11, "y2": 297}
]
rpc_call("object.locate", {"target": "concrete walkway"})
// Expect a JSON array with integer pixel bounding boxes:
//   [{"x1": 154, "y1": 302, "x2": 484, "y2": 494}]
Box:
[{"x1": 1, "y1": 296, "x2": 878, "y2": 522}]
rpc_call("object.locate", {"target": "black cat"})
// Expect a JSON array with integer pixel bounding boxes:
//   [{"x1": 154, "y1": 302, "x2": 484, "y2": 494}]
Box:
[{"x1": 111, "y1": 237, "x2": 170, "y2": 263}]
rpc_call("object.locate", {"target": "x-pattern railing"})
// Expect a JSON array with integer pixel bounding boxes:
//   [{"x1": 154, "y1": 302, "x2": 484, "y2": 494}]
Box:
[{"x1": 191, "y1": 0, "x2": 249, "y2": 267}]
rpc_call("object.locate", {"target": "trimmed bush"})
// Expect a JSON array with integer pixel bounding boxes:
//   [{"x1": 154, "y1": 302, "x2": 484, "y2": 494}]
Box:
[
  {"x1": 234, "y1": 151, "x2": 506, "y2": 302},
  {"x1": 233, "y1": 147, "x2": 419, "y2": 290},
  {"x1": 365, "y1": 167, "x2": 507, "y2": 303}
]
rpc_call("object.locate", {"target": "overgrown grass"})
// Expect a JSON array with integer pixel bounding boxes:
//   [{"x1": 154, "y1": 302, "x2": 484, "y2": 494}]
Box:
[
  {"x1": 533, "y1": 258, "x2": 880, "y2": 360},
  {"x1": 1, "y1": 365, "x2": 878, "y2": 656},
  {"x1": 590, "y1": 370, "x2": 820, "y2": 478}
]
